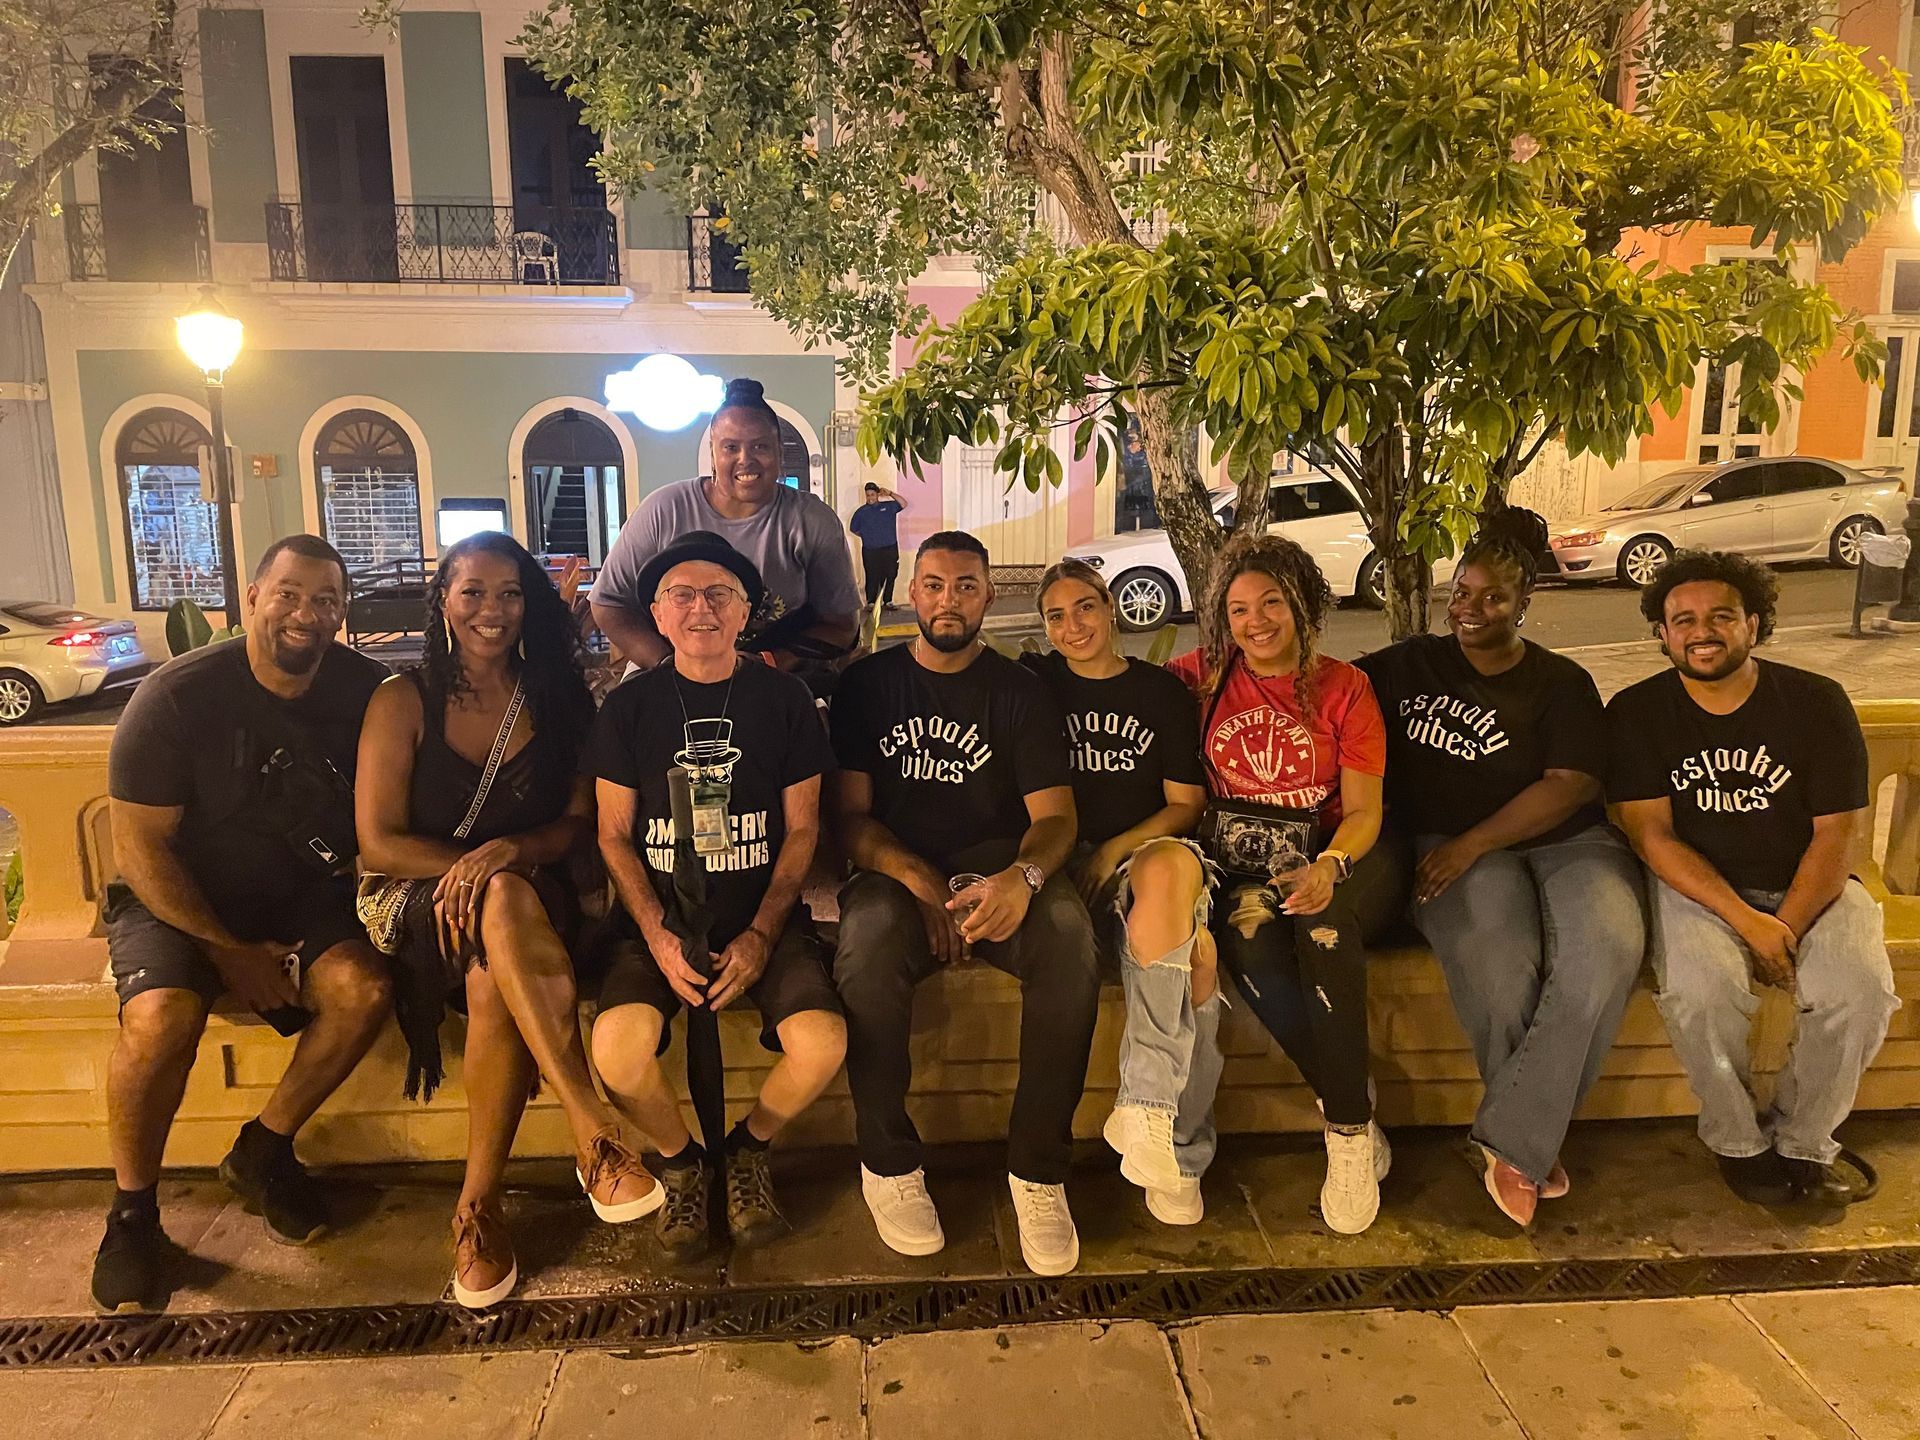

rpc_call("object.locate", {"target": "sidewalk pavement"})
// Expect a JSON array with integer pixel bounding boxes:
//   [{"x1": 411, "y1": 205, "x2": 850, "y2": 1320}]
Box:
[{"x1": 1562, "y1": 623, "x2": 1920, "y2": 702}]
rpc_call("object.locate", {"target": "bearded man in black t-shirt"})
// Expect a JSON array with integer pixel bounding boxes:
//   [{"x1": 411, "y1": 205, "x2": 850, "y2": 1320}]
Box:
[
  {"x1": 95, "y1": 536, "x2": 393, "y2": 1314},
  {"x1": 1608, "y1": 551, "x2": 1896, "y2": 1208},
  {"x1": 829, "y1": 531, "x2": 1099, "y2": 1277}
]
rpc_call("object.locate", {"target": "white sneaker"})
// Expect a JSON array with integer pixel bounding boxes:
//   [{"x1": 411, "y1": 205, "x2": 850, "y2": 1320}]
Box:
[
  {"x1": 1145, "y1": 1177, "x2": 1204, "y2": 1226},
  {"x1": 1007, "y1": 1176, "x2": 1080, "y2": 1275},
  {"x1": 861, "y1": 1165, "x2": 945, "y2": 1257},
  {"x1": 1317, "y1": 1096, "x2": 1392, "y2": 1182},
  {"x1": 1103, "y1": 1105, "x2": 1182, "y2": 1192},
  {"x1": 1320, "y1": 1126, "x2": 1381, "y2": 1235}
]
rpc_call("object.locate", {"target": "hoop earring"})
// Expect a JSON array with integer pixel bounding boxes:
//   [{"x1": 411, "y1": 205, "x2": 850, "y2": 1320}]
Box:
[
  {"x1": 516, "y1": 636, "x2": 526, "y2": 661},
  {"x1": 443, "y1": 617, "x2": 453, "y2": 650}
]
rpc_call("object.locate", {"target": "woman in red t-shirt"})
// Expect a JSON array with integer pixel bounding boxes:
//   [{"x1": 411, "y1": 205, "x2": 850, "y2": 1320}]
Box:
[{"x1": 1167, "y1": 534, "x2": 1406, "y2": 1236}]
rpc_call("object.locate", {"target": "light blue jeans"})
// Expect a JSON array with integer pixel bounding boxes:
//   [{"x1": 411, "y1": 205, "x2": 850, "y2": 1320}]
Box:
[
  {"x1": 1650, "y1": 876, "x2": 1897, "y2": 1165},
  {"x1": 1102, "y1": 838, "x2": 1226, "y2": 1180},
  {"x1": 1413, "y1": 824, "x2": 1647, "y2": 1185}
]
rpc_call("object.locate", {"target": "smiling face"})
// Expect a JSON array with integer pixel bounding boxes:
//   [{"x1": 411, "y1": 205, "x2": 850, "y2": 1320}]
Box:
[
  {"x1": 1658, "y1": 578, "x2": 1758, "y2": 682},
  {"x1": 911, "y1": 545, "x2": 992, "y2": 653},
  {"x1": 709, "y1": 408, "x2": 782, "y2": 510},
  {"x1": 441, "y1": 549, "x2": 525, "y2": 665},
  {"x1": 1225, "y1": 569, "x2": 1299, "y2": 671},
  {"x1": 247, "y1": 550, "x2": 347, "y2": 676},
  {"x1": 1447, "y1": 559, "x2": 1525, "y2": 654},
  {"x1": 1041, "y1": 577, "x2": 1112, "y2": 664},
  {"x1": 651, "y1": 558, "x2": 749, "y2": 661}
]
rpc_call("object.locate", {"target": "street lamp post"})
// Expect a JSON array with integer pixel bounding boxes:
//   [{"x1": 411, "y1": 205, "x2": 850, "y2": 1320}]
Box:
[{"x1": 175, "y1": 289, "x2": 246, "y2": 625}]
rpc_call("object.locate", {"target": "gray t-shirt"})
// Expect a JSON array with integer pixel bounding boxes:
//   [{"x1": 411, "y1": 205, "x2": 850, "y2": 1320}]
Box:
[{"x1": 592, "y1": 478, "x2": 862, "y2": 639}]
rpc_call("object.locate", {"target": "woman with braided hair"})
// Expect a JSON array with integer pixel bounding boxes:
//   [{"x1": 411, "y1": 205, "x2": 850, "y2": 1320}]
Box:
[
  {"x1": 1357, "y1": 506, "x2": 1646, "y2": 1228},
  {"x1": 1167, "y1": 534, "x2": 1402, "y2": 1235}
]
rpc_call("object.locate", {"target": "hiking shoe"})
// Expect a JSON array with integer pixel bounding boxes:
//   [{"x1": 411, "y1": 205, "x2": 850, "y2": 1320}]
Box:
[
  {"x1": 861, "y1": 1165, "x2": 945, "y2": 1257},
  {"x1": 1480, "y1": 1148, "x2": 1539, "y2": 1228},
  {"x1": 1104, "y1": 1104, "x2": 1182, "y2": 1192},
  {"x1": 450, "y1": 1199, "x2": 517, "y2": 1309},
  {"x1": 655, "y1": 1157, "x2": 712, "y2": 1264},
  {"x1": 91, "y1": 1206, "x2": 168, "y2": 1314},
  {"x1": 1717, "y1": 1149, "x2": 1796, "y2": 1206},
  {"x1": 220, "y1": 1137, "x2": 328, "y2": 1245},
  {"x1": 1320, "y1": 1126, "x2": 1381, "y2": 1235},
  {"x1": 1540, "y1": 1160, "x2": 1571, "y2": 1200},
  {"x1": 1781, "y1": 1150, "x2": 1879, "y2": 1206},
  {"x1": 1008, "y1": 1176, "x2": 1080, "y2": 1275},
  {"x1": 576, "y1": 1127, "x2": 664, "y2": 1223},
  {"x1": 725, "y1": 1145, "x2": 786, "y2": 1248},
  {"x1": 1145, "y1": 1177, "x2": 1204, "y2": 1227}
]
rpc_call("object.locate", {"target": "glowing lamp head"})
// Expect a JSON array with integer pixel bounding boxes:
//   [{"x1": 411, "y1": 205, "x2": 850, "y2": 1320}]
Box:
[
  {"x1": 175, "y1": 292, "x2": 243, "y2": 378},
  {"x1": 604, "y1": 353, "x2": 725, "y2": 431}
]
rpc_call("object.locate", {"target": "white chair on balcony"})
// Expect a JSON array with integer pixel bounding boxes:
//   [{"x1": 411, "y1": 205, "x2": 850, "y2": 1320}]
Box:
[{"x1": 513, "y1": 230, "x2": 559, "y2": 285}]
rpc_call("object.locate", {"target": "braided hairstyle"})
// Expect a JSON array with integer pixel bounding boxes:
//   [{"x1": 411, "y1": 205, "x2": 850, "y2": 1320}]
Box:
[
  {"x1": 1199, "y1": 532, "x2": 1335, "y2": 721},
  {"x1": 1458, "y1": 505, "x2": 1551, "y2": 596}
]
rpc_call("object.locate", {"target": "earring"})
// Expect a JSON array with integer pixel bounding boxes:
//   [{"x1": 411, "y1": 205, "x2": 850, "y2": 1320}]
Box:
[
  {"x1": 516, "y1": 636, "x2": 526, "y2": 660},
  {"x1": 1516, "y1": 611, "x2": 1528, "y2": 627},
  {"x1": 443, "y1": 616, "x2": 453, "y2": 650}
]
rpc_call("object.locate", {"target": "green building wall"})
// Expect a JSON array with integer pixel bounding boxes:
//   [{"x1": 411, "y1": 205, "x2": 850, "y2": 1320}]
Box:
[{"x1": 399, "y1": 13, "x2": 494, "y2": 204}]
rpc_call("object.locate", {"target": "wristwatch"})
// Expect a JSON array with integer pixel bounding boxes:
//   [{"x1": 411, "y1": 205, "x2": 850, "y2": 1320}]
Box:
[
  {"x1": 1320, "y1": 849, "x2": 1354, "y2": 883},
  {"x1": 1018, "y1": 863, "x2": 1046, "y2": 894}
]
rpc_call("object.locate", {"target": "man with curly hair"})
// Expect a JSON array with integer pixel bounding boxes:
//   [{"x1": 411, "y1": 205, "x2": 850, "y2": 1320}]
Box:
[{"x1": 1607, "y1": 549, "x2": 1896, "y2": 1207}]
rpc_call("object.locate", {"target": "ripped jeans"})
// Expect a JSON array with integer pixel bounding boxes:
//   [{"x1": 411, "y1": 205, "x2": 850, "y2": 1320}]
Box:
[{"x1": 1101, "y1": 838, "x2": 1225, "y2": 1180}]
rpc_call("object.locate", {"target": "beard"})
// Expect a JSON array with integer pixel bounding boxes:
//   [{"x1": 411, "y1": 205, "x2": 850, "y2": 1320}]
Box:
[
  {"x1": 918, "y1": 613, "x2": 981, "y2": 653},
  {"x1": 1669, "y1": 639, "x2": 1748, "y2": 682},
  {"x1": 268, "y1": 631, "x2": 325, "y2": 675}
]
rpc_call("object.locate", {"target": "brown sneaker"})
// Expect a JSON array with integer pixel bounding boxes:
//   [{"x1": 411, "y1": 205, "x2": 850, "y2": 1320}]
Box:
[
  {"x1": 726, "y1": 1144, "x2": 786, "y2": 1248},
  {"x1": 1480, "y1": 1148, "x2": 1539, "y2": 1227},
  {"x1": 1540, "y1": 1159, "x2": 1571, "y2": 1200},
  {"x1": 451, "y1": 1199, "x2": 517, "y2": 1309},
  {"x1": 655, "y1": 1156, "x2": 712, "y2": 1264},
  {"x1": 576, "y1": 1127, "x2": 664, "y2": 1223}
]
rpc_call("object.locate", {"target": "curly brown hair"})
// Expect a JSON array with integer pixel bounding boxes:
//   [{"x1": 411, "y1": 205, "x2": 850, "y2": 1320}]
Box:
[{"x1": 1198, "y1": 533, "x2": 1335, "y2": 720}]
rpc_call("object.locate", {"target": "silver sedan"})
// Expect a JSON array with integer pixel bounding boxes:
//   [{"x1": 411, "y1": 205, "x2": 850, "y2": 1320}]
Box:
[{"x1": 0, "y1": 601, "x2": 155, "y2": 724}]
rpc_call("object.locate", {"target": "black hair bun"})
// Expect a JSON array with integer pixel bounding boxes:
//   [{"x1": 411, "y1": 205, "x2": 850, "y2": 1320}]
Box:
[
  {"x1": 723, "y1": 377, "x2": 766, "y2": 406},
  {"x1": 1477, "y1": 505, "x2": 1549, "y2": 554}
]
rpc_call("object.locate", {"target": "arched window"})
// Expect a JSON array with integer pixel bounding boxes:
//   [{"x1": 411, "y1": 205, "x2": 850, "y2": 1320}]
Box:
[
  {"x1": 315, "y1": 409, "x2": 421, "y2": 570},
  {"x1": 523, "y1": 407, "x2": 624, "y2": 563},
  {"x1": 116, "y1": 407, "x2": 218, "y2": 610}
]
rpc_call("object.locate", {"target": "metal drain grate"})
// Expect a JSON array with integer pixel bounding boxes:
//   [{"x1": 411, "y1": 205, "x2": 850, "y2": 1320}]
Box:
[{"x1": 8, "y1": 1247, "x2": 1919, "y2": 1370}]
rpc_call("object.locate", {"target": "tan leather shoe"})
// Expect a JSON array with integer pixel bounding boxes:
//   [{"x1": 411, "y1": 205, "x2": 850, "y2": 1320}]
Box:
[
  {"x1": 576, "y1": 1127, "x2": 665, "y2": 1223},
  {"x1": 451, "y1": 1199, "x2": 516, "y2": 1309}
]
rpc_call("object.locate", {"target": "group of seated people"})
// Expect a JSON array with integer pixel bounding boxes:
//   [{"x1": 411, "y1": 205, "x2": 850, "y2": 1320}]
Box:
[{"x1": 87, "y1": 384, "x2": 1897, "y2": 1317}]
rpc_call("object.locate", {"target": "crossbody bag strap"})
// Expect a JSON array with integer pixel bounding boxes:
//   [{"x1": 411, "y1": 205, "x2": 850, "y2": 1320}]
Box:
[{"x1": 453, "y1": 679, "x2": 526, "y2": 842}]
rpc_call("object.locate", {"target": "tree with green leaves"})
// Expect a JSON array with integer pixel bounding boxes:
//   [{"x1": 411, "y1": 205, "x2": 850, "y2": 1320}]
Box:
[{"x1": 527, "y1": 0, "x2": 1902, "y2": 639}]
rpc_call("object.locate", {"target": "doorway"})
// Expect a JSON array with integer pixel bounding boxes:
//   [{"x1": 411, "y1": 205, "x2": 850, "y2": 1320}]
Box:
[
  {"x1": 291, "y1": 55, "x2": 397, "y2": 281},
  {"x1": 523, "y1": 408, "x2": 625, "y2": 563}
]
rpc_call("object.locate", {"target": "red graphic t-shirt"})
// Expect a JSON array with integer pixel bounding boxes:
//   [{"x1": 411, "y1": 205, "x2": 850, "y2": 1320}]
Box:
[{"x1": 1165, "y1": 649, "x2": 1386, "y2": 826}]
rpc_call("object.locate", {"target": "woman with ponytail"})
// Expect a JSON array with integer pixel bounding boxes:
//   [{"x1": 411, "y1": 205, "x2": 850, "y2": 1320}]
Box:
[{"x1": 1356, "y1": 506, "x2": 1646, "y2": 1228}]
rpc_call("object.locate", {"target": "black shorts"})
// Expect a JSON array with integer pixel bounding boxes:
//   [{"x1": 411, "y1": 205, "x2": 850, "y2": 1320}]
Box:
[
  {"x1": 104, "y1": 879, "x2": 365, "y2": 1012},
  {"x1": 596, "y1": 911, "x2": 842, "y2": 1054}
]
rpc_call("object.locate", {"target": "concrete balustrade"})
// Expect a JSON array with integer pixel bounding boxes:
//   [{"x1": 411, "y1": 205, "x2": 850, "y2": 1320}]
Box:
[{"x1": 0, "y1": 707, "x2": 1917, "y2": 1173}]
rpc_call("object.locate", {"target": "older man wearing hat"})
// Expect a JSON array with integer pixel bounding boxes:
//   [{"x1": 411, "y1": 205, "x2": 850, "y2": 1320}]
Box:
[{"x1": 585, "y1": 532, "x2": 846, "y2": 1261}]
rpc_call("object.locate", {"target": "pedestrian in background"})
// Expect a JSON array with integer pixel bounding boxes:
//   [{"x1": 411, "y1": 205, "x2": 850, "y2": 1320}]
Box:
[{"x1": 850, "y1": 481, "x2": 907, "y2": 609}]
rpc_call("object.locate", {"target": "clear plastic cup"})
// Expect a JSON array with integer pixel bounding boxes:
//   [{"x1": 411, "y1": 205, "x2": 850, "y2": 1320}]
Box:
[{"x1": 948, "y1": 872, "x2": 989, "y2": 924}]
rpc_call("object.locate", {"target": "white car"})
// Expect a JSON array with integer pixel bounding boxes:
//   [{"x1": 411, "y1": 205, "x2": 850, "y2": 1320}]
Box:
[
  {"x1": 0, "y1": 600, "x2": 155, "y2": 724},
  {"x1": 1545, "y1": 455, "x2": 1910, "y2": 588},
  {"x1": 1067, "y1": 473, "x2": 1455, "y2": 631}
]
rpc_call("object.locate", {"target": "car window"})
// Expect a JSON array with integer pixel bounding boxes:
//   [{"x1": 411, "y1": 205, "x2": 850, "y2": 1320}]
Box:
[
  {"x1": 1, "y1": 602, "x2": 106, "y2": 627},
  {"x1": 1269, "y1": 480, "x2": 1360, "y2": 524},
  {"x1": 1700, "y1": 467, "x2": 1764, "y2": 504},
  {"x1": 1762, "y1": 461, "x2": 1841, "y2": 496}
]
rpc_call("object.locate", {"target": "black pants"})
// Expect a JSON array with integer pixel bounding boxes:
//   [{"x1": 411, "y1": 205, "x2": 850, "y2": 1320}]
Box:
[
  {"x1": 832, "y1": 839, "x2": 1100, "y2": 1183},
  {"x1": 862, "y1": 545, "x2": 900, "y2": 606},
  {"x1": 1214, "y1": 832, "x2": 1410, "y2": 1128}
]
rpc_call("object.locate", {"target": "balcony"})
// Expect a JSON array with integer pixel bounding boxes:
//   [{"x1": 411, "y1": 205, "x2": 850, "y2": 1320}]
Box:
[
  {"x1": 687, "y1": 212, "x2": 751, "y2": 293},
  {"x1": 63, "y1": 202, "x2": 211, "y2": 282},
  {"x1": 264, "y1": 201, "x2": 621, "y2": 286}
]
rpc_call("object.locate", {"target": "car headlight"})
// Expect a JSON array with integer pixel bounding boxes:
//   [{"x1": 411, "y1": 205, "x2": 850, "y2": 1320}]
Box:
[
  {"x1": 1065, "y1": 554, "x2": 1104, "y2": 568},
  {"x1": 1550, "y1": 531, "x2": 1607, "y2": 550}
]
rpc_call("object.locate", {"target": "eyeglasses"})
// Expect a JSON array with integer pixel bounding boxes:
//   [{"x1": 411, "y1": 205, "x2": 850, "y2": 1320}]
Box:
[{"x1": 656, "y1": 584, "x2": 747, "y2": 611}]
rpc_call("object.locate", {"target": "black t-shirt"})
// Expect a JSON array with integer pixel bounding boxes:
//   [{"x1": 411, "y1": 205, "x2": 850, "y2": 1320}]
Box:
[
  {"x1": 1020, "y1": 652, "x2": 1204, "y2": 847},
  {"x1": 1357, "y1": 633, "x2": 1607, "y2": 846},
  {"x1": 106, "y1": 638, "x2": 387, "y2": 909},
  {"x1": 1605, "y1": 660, "x2": 1868, "y2": 893},
  {"x1": 831, "y1": 643, "x2": 1071, "y2": 873},
  {"x1": 588, "y1": 660, "x2": 834, "y2": 945}
]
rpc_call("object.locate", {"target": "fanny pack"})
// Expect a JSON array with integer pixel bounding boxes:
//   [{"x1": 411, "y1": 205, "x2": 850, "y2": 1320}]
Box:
[
  {"x1": 1196, "y1": 659, "x2": 1322, "y2": 879},
  {"x1": 230, "y1": 678, "x2": 359, "y2": 879}
]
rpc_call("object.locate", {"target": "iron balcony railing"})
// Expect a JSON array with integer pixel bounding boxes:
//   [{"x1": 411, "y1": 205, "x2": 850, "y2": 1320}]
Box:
[
  {"x1": 264, "y1": 201, "x2": 621, "y2": 285},
  {"x1": 64, "y1": 202, "x2": 211, "y2": 282},
  {"x1": 687, "y1": 213, "x2": 751, "y2": 293}
]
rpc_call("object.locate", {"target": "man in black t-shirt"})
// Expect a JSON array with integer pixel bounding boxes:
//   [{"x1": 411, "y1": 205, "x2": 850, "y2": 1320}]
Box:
[
  {"x1": 1608, "y1": 551, "x2": 1895, "y2": 1207},
  {"x1": 96, "y1": 536, "x2": 393, "y2": 1314},
  {"x1": 588, "y1": 533, "x2": 845, "y2": 1260},
  {"x1": 830, "y1": 531, "x2": 1099, "y2": 1277}
]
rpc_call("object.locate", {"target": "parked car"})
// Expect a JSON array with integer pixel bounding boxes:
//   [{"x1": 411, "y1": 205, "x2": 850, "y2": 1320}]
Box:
[
  {"x1": 1065, "y1": 471, "x2": 1456, "y2": 631},
  {"x1": 1544, "y1": 456, "x2": 1909, "y2": 588},
  {"x1": 0, "y1": 601, "x2": 155, "y2": 725}
]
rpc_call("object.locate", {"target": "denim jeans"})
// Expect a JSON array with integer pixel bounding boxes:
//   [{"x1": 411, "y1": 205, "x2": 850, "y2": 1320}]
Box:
[
  {"x1": 832, "y1": 839, "x2": 1101, "y2": 1185},
  {"x1": 1102, "y1": 838, "x2": 1225, "y2": 1179},
  {"x1": 1649, "y1": 876, "x2": 1897, "y2": 1165},
  {"x1": 1413, "y1": 824, "x2": 1647, "y2": 1185}
]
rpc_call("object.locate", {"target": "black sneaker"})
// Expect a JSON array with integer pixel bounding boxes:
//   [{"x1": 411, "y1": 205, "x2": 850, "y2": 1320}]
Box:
[
  {"x1": 91, "y1": 1207, "x2": 168, "y2": 1314},
  {"x1": 725, "y1": 1145, "x2": 786, "y2": 1248},
  {"x1": 220, "y1": 1136, "x2": 329, "y2": 1245},
  {"x1": 1781, "y1": 1150, "x2": 1879, "y2": 1206},
  {"x1": 655, "y1": 1157, "x2": 711, "y2": 1264},
  {"x1": 1716, "y1": 1149, "x2": 1795, "y2": 1206}
]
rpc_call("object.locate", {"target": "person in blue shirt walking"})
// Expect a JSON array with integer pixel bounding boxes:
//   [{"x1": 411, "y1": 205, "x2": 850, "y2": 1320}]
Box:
[{"x1": 849, "y1": 482, "x2": 908, "y2": 609}]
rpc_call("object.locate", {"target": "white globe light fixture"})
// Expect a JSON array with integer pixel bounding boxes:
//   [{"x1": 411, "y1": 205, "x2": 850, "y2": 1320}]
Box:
[
  {"x1": 175, "y1": 292, "x2": 244, "y2": 380},
  {"x1": 605, "y1": 353, "x2": 726, "y2": 431}
]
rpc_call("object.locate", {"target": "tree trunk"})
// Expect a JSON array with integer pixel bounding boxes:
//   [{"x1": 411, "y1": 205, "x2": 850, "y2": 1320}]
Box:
[
  {"x1": 1131, "y1": 387, "x2": 1220, "y2": 638},
  {"x1": 1361, "y1": 430, "x2": 1431, "y2": 642}
]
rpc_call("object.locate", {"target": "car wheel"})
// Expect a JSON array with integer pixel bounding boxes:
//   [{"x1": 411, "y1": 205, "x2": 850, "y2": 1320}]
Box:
[
  {"x1": 1111, "y1": 568, "x2": 1176, "y2": 632},
  {"x1": 1355, "y1": 553, "x2": 1386, "y2": 609},
  {"x1": 1829, "y1": 514, "x2": 1882, "y2": 569},
  {"x1": 1617, "y1": 536, "x2": 1672, "y2": 588},
  {"x1": 0, "y1": 670, "x2": 43, "y2": 726}
]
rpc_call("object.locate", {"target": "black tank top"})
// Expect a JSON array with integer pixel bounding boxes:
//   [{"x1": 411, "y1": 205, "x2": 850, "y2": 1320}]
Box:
[{"x1": 404, "y1": 672, "x2": 572, "y2": 844}]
